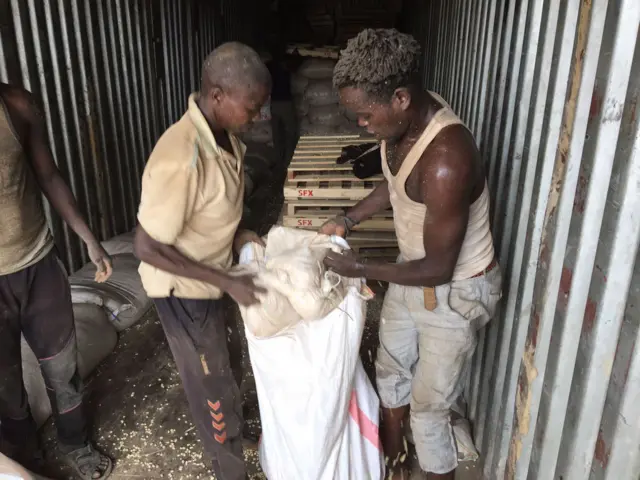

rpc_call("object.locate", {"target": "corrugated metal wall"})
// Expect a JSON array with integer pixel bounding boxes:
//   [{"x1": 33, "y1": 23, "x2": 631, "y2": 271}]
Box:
[
  {"x1": 215, "y1": 0, "x2": 256, "y2": 47},
  {"x1": 411, "y1": 0, "x2": 640, "y2": 479},
  {"x1": 0, "y1": 0, "x2": 217, "y2": 272}
]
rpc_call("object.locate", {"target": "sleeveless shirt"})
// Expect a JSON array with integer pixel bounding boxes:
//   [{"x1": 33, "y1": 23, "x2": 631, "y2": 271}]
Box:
[
  {"x1": 380, "y1": 92, "x2": 494, "y2": 281},
  {"x1": 0, "y1": 97, "x2": 53, "y2": 275}
]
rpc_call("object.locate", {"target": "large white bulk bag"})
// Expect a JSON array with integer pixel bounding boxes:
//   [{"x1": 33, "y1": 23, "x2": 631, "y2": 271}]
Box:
[
  {"x1": 21, "y1": 303, "x2": 118, "y2": 427},
  {"x1": 0, "y1": 452, "x2": 52, "y2": 479},
  {"x1": 235, "y1": 228, "x2": 348, "y2": 338},
  {"x1": 236, "y1": 229, "x2": 384, "y2": 479}
]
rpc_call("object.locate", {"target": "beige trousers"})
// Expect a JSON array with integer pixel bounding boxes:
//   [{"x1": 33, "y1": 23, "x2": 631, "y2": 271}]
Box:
[{"x1": 375, "y1": 266, "x2": 502, "y2": 474}]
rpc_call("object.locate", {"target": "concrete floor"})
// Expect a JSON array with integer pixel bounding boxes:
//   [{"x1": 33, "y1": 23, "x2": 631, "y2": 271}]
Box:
[{"x1": 40, "y1": 297, "x2": 481, "y2": 479}]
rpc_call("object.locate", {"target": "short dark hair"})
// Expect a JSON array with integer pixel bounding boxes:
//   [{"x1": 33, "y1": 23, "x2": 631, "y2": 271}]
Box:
[
  {"x1": 333, "y1": 29, "x2": 422, "y2": 101},
  {"x1": 201, "y1": 42, "x2": 271, "y2": 95}
]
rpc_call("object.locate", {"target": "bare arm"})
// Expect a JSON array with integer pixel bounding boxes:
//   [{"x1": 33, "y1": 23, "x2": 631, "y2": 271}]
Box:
[
  {"x1": 134, "y1": 225, "x2": 231, "y2": 289},
  {"x1": 319, "y1": 181, "x2": 390, "y2": 236},
  {"x1": 345, "y1": 181, "x2": 391, "y2": 224},
  {"x1": 1, "y1": 85, "x2": 112, "y2": 280},
  {"x1": 135, "y1": 137, "x2": 265, "y2": 305},
  {"x1": 325, "y1": 134, "x2": 474, "y2": 287}
]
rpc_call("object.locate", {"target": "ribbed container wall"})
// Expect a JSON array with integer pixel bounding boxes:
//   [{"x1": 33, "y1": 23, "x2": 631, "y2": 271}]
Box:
[
  {"x1": 216, "y1": 0, "x2": 256, "y2": 47},
  {"x1": 409, "y1": 1, "x2": 640, "y2": 479},
  {"x1": 159, "y1": 0, "x2": 218, "y2": 127},
  {"x1": 0, "y1": 0, "x2": 217, "y2": 272}
]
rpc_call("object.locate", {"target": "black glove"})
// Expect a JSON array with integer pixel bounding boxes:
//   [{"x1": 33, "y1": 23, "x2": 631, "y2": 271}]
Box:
[{"x1": 335, "y1": 143, "x2": 378, "y2": 164}]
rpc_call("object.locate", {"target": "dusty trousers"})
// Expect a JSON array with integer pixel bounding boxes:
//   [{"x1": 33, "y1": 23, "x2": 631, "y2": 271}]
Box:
[
  {"x1": 154, "y1": 296, "x2": 246, "y2": 480},
  {"x1": 0, "y1": 250, "x2": 87, "y2": 451}
]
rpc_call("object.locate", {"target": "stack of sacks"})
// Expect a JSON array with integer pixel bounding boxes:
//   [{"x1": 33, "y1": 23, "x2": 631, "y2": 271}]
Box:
[
  {"x1": 239, "y1": 98, "x2": 279, "y2": 200},
  {"x1": 293, "y1": 58, "x2": 361, "y2": 135},
  {"x1": 243, "y1": 142, "x2": 277, "y2": 200},
  {"x1": 234, "y1": 227, "x2": 356, "y2": 338},
  {"x1": 240, "y1": 98, "x2": 273, "y2": 145}
]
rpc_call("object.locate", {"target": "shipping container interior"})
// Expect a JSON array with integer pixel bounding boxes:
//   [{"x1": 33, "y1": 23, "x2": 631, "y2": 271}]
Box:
[{"x1": 1, "y1": 0, "x2": 639, "y2": 479}]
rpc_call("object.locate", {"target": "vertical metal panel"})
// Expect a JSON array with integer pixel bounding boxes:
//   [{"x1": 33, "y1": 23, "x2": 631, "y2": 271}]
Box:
[
  {"x1": 0, "y1": 0, "x2": 219, "y2": 272},
  {"x1": 409, "y1": 0, "x2": 640, "y2": 478},
  {"x1": 82, "y1": 0, "x2": 118, "y2": 238}
]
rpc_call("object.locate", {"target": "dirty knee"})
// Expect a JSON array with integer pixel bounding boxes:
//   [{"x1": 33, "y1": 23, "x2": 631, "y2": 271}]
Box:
[{"x1": 39, "y1": 338, "x2": 83, "y2": 413}]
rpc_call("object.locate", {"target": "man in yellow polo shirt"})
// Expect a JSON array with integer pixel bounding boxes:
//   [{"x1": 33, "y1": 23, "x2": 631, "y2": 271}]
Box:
[{"x1": 134, "y1": 42, "x2": 271, "y2": 480}]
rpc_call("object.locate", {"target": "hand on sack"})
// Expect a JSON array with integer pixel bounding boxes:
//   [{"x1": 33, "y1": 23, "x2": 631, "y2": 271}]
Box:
[
  {"x1": 87, "y1": 241, "x2": 113, "y2": 283},
  {"x1": 234, "y1": 229, "x2": 266, "y2": 253},
  {"x1": 318, "y1": 215, "x2": 356, "y2": 238},
  {"x1": 226, "y1": 275, "x2": 266, "y2": 306},
  {"x1": 323, "y1": 249, "x2": 365, "y2": 278}
]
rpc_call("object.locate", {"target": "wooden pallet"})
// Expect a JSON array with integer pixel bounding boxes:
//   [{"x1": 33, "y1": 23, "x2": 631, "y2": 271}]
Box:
[
  {"x1": 283, "y1": 198, "x2": 386, "y2": 215},
  {"x1": 286, "y1": 44, "x2": 341, "y2": 59},
  {"x1": 283, "y1": 215, "x2": 394, "y2": 231},
  {"x1": 295, "y1": 135, "x2": 375, "y2": 146},
  {"x1": 284, "y1": 179, "x2": 380, "y2": 200},
  {"x1": 288, "y1": 135, "x2": 380, "y2": 185}
]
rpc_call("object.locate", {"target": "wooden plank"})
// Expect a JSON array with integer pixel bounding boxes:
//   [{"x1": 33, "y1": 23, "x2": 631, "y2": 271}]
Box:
[
  {"x1": 296, "y1": 140, "x2": 373, "y2": 147},
  {"x1": 285, "y1": 201, "x2": 393, "y2": 219},
  {"x1": 283, "y1": 215, "x2": 394, "y2": 231},
  {"x1": 296, "y1": 138, "x2": 374, "y2": 145},
  {"x1": 298, "y1": 135, "x2": 378, "y2": 145},
  {"x1": 298, "y1": 134, "x2": 362, "y2": 140},
  {"x1": 285, "y1": 198, "x2": 360, "y2": 206},
  {"x1": 292, "y1": 154, "x2": 342, "y2": 160},
  {"x1": 284, "y1": 179, "x2": 378, "y2": 200},
  {"x1": 286, "y1": 44, "x2": 340, "y2": 59},
  {"x1": 289, "y1": 161, "x2": 348, "y2": 170},
  {"x1": 288, "y1": 171, "x2": 384, "y2": 182},
  {"x1": 295, "y1": 143, "x2": 373, "y2": 150},
  {"x1": 286, "y1": 208, "x2": 391, "y2": 219}
]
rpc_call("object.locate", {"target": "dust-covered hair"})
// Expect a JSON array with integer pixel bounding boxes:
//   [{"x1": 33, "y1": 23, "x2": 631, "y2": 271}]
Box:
[
  {"x1": 333, "y1": 29, "x2": 422, "y2": 101},
  {"x1": 201, "y1": 42, "x2": 271, "y2": 95}
]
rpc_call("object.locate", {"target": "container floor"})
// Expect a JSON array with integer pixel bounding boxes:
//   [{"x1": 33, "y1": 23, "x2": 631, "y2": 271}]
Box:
[{"x1": 39, "y1": 299, "x2": 481, "y2": 479}]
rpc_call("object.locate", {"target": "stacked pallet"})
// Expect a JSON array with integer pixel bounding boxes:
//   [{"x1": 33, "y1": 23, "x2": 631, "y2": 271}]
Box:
[
  {"x1": 282, "y1": 134, "x2": 399, "y2": 263},
  {"x1": 286, "y1": 44, "x2": 340, "y2": 60}
]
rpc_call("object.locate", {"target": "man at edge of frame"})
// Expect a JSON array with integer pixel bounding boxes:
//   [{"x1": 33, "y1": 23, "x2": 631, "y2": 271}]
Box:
[
  {"x1": 319, "y1": 29, "x2": 503, "y2": 480},
  {"x1": 0, "y1": 82, "x2": 113, "y2": 480}
]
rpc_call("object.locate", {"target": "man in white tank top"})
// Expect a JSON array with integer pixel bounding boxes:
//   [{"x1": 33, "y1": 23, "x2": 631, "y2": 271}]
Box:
[{"x1": 320, "y1": 29, "x2": 502, "y2": 480}]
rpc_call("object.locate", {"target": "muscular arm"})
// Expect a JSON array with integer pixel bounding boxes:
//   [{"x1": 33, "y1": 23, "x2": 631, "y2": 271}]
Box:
[
  {"x1": 2, "y1": 86, "x2": 99, "y2": 246},
  {"x1": 1, "y1": 84, "x2": 111, "y2": 280},
  {"x1": 345, "y1": 181, "x2": 391, "y2": 224},
  {"x1": 133, "y1": 225, "x2": 233, "y2": 290},
  {"x1": 326, "y1": 129, "x2": 477, "y2": 287},
  {"x1": 319, "y1": 181, "x2": 390, "y2": 236}
]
